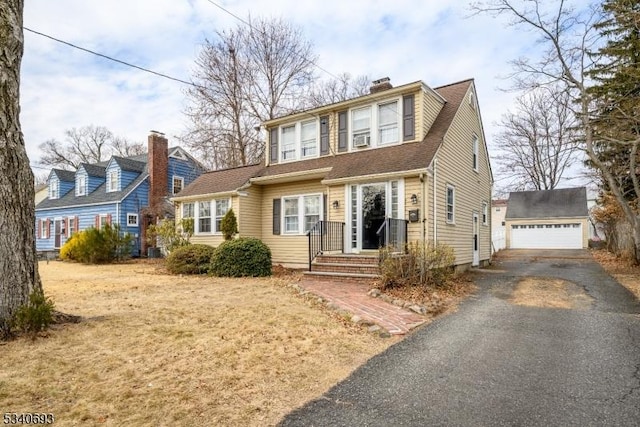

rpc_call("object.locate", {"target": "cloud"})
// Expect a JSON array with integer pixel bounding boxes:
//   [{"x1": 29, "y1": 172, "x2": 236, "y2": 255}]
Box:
[{"x1": 21, "y1": 0, "x2": 588, "y2": 188}]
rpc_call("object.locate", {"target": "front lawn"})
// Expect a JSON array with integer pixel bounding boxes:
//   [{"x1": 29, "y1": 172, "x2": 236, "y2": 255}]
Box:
[{"x1": 0, "y1": 261, "x2": 394, "y2": 426}]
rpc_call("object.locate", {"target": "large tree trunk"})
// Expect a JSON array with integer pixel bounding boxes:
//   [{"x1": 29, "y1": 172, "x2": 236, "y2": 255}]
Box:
[{"x1": 0, "y1": 0, "x2": 42, "y2": 338}]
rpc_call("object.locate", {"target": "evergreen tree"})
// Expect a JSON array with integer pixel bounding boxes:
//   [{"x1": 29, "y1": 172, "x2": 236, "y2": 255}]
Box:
[{"x1": 588, "y1": 0, "x2": 640, "y2": 200}]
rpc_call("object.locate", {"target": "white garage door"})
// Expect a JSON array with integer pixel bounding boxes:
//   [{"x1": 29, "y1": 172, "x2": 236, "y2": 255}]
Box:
[{"x1": 511, "y1": 223, "x2": 583, "y2": 249}]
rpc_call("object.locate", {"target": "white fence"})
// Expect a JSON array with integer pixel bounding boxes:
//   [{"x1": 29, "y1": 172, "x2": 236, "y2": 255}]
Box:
[{"x1": 492, "y1": 229, "x2": 506, "y2": 253}]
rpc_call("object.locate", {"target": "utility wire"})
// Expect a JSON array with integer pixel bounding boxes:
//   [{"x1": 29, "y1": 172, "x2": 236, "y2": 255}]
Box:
[{"x1": 23, "y1": 27, "x2": 203, "y2": 89}]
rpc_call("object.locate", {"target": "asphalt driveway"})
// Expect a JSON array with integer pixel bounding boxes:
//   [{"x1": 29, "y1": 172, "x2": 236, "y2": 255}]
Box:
[{"x1": 279, "y1": 250, "x2": 640, "y2": 426}]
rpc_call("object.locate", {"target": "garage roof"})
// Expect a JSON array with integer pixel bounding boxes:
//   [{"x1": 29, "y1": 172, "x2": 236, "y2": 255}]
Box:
[{"x1": 506, "y1": 187, "x2": 588, "y2": 219}]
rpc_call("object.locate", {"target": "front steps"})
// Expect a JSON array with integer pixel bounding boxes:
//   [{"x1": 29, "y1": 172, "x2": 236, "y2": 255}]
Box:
[{"x1": 303, "y1": 254, "x2": 379, "y2": 284}]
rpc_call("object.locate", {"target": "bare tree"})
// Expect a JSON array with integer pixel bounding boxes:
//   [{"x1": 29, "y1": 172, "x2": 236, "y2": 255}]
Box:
[
  {"x1": 471, "y1": 0, "x2": 640, "y2": 260},
  {"x1": 37, "y1": 124, "x2": 144, "y2": 170},
  {"x1": 0, "y1": 0, "x2": 43, "y2": 338},
  {"x1": 184, "y1": 16, "x2": 317, "y2": 170},
  {"x1": 495, "y1": 87, "x2": 581, "y2": 191},
  {"x1": 305, "y1": 73, "x2": 371, "y2": 108}
]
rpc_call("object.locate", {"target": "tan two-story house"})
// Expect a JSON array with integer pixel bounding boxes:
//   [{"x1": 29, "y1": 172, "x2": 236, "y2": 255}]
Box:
[{"x1": 172, "y1": 77, "x2": 493, "y2": 271}]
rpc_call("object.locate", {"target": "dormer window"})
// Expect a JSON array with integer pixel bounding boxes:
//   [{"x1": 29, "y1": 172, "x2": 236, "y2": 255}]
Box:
[
  {"x1": 106, "y1": 170, "x2": 118, "y2": 192},
  {"x1": 378, "y1": 101, "x2": 399, "y2": 144},
  {"x1": 49, "y1": 182, "x2": 59, "y2": 200},
  {"x1": 76, "y1": 175, "x2": 86, "y2": 196}
]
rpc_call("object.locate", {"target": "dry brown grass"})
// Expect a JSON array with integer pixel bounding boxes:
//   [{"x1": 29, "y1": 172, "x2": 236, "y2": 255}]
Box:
[
  {"x1": 592, "y1": 249, "x2": 640, "y2": 300},
  {"x1": 510, "y1": 277, "x2": 593, "y2": 309},
  {"x1": 0, "y1": 261, "x2": 394, "y2": 426}
]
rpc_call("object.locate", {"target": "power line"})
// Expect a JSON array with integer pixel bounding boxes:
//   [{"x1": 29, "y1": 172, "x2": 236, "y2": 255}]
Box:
[
  {"x1": 23, "y1": 27, "x2": 202, "y2": 89},
  {"x1": 202, "y1": 0, "x2": 344, "y2": 84}
]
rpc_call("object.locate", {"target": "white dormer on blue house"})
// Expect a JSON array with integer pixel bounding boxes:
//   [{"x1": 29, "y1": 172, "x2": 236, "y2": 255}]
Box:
[{"x1": 35, "y1": 132, "x2": 205, "y2": 256}]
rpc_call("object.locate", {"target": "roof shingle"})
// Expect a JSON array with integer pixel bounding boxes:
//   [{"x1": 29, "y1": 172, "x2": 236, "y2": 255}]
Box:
[{"x1": 506, "y1": 187, "x2": 588, "y2": 219}]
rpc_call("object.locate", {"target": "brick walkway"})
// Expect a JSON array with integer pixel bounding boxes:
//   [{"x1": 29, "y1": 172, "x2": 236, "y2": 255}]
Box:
[{"x1": 299, "y1": 278, "x2": 425, "y2": 335}]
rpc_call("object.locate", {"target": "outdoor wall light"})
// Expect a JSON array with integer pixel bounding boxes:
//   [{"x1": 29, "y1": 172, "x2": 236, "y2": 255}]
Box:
[
  {"x1": 410, "y1": 194, "x2": 418, "y2": 205},
  {"x1": 332, "y1": 200, "x2": 340, "y2": 209}
]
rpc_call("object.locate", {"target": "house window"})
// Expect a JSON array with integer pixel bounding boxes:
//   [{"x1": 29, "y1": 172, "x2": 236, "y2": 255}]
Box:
[
  {"x1": 215, "y1": 199, "x2": 230, "y2": 233},
  {"x1": 106, "y1": 170, "x2": 118, "y2": 192},
  {"x1": 183, "y1": 202, "x2": 194, "y2": 219},
  {"x1": 41, "y1": 220, "x2": 49, "y2": 238},
  {"x1": 482, "y1": 202, "x2": 488, "y2": 225},
  {"x1": 198, "y1": 201, "x2": 211, "y2": 233},
  {"x1": 283, "y1": 194, "x2": 322, "y2": 235},
  {"x1": 283, "y1": 197, "x2": 299, "y2": 233},
  {"x1": 303, "y1": 195, "x2": 321, "y2": 232},
  {"x1": 301, "y1": 120, "x2": 317, "y2": 157},
  {"x1": 172, "y1": 176, "x2": 184, "y2": 195},
  {"x1": 69, "y1": 217, "x2": 75, "y2": 235},
  {"x1": 446, "y1": 185, "x2": 455, "y2": 224},
  {"x1": 352, "y1": 106, "x2": 371, "y2": 146},
  {"x1": 49, "y1": 182, "x2": 59, "y2": 200},
  {"x1": 127, "y1": 213, "x2": 139, "y2": 227},
  {"x1": 98, "y1": 214, "x2": 109, "y2": 228},
  {"x1": 76, "y1": 175, "x2": 86, "y2": 196},
  {"x1": 472, "y1": 135, "x2": 479, "y2": 171},
  {"x1": 281, "y1": 125, "x2": 296, "y2": 161},
  {"x1": 378, "y1": 101, "x2": 398, "y2": 144}
]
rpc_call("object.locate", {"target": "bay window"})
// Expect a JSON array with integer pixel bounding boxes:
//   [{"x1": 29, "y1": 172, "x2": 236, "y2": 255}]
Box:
[
  {"x1": 198, "y1": 201, "x2": 211, "y2": 233},
  {"x1": 215, "y1": 199, "x2": 230, "y2": 231}
]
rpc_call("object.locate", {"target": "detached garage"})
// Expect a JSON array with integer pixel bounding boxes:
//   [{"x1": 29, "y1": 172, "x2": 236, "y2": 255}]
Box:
[{"x1": 505, "y1": 187, "x2": 589, "y2": 250}]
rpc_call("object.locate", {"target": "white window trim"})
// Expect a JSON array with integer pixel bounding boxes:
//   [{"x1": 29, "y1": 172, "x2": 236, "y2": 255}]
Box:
[
  {"x1": 348, "y1": 96, "x2": 402, "y2": 151},
  {"x1": 281, "y1": 193, "x2": 324, "y2": 236},
  {"x1": 182, "y1": 202, "x2": 195, "y2": 219},
  {"x1": 279, "y1": 119, "x2": 320, "y2": 163},
  {"x1": 472, "y1": 135, "x2": 479, "y2": 172},
  {"x1": 76, "y1": 175, "x2": 86, "y2": 196},
  {"x1": 127, "y1": 213, "x2": 139, "y2": 227},
  {"x1": 482, "y1": 202, "x2": 488, "y2": 226},
  {"x1": 49, "y1": 179, "x2": 59, "y2": 200},
  {"x1": 195, "y1": 200, "x2": 212, "y2": 235},
  {"x1": 214, "y1": 199, "x2": 231, "y2": 235},
  {"x1": 98, "y1": 214, "x2": 109, "y2": 228},
  {"x1": 41, "y1": 220, "x2": 49, "y2": 239},
  {"x1": 446, "y1": 184, "x2": 455, "y2": 224},
  {"x1": 193, "y1": 198, "x2": 231, "y2": 235},
  {"x1": 106, "y1": 170, "x2": 119, "y2": 193},
  {"x1": 172, "y1": 176, "x2": 184, "y2": 195}
]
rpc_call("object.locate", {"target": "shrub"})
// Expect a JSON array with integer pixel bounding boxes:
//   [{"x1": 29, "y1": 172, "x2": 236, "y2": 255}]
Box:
[
  {"x1": 379, "y1": 241, "x2": 455, "y2": 289},
  {"x1": 147, "y1": 218, "x2": 193, "y2": 254},
  {"x1": 12, "y1": 290, "x2": 55, "y2": 335},
  {"x1": 220, "y1": 209, "x2": 238, "y2": 241},
  {"x1": 59, "y1": 224, "x2": 133, "y2": 264},
  {"x1": 210, "y1": 237, "x2": 271, "y2": 277},
  {"x1": 166, "y1": 244, "x2": 216, "y2": 274}
]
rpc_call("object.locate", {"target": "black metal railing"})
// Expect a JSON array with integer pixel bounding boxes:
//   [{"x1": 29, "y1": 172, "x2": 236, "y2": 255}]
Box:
[
  {"x1": 376, "y1": 217, "x2": 409, "y2": 253},
  {"x1": 307, "y1": 221, "x2": 345, "y2": 271}
]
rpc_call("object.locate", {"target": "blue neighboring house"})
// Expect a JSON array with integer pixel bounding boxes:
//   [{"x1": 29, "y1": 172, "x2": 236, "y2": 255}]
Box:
[{"x1": 35, "y1": 132, "x2": 205, "y2": 256}]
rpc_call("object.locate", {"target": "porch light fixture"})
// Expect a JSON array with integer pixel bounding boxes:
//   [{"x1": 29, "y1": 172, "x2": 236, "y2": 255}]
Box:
[
  {"x1": 411, "y1": 194, "x2": 418, "y2": 205},
  {"x1": 332, "y1": 200, "x2": 339, "y2": 209}
]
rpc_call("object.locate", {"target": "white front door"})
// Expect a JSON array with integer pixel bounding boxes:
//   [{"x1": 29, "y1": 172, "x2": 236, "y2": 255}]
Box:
[
  {"x1": 472, "y1": 213, "x2": 479, "y2": 266},
  {"x1": 346, "y1": 180, "x2": 403, "y2": 252}
]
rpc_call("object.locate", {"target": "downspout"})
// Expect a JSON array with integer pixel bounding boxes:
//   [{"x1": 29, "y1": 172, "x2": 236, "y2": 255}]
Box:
[
  {"x1": 433, "y1": 158, "x2": 438, "y2": 243},
  {"x1": 420, "y1": 172, "x2": 426, "y2": 243}
]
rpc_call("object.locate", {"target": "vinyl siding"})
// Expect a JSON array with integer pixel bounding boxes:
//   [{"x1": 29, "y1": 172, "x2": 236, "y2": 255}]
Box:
[
  {"x1": 422, "y1": 89, "x2": 445, "y2": 138},
  {"x1": 432, "y1": 86, "x2": 492, "y2": 266},
  {"x1": 327, "y1": 185, "x2": 345, "y2": 223},
  {"x1": 168, "y1": 157, "x2": 202, "y2": 195},
  {"x1": 260, "y1": 179, "x2": 326, "y2": 267},
  {"x1": 404, "y1": 177, "x2": 424, "y2": 243},
  {"x1": 118, "y1": 183, "x2": 149, "y2": 255},
  {"x1": 86, "y1": 175, "x2": 104, "y2": 194},
  {"x1": 238, "y1": 186, "x2": 263, "y2": 239},
  {"x1": 35, "y1": 204, "x2": 117, "y2": 251}
]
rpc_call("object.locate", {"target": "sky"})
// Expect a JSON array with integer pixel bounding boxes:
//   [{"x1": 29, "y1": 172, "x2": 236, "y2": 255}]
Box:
[{"x1": 21, "y1": 0, "x2": 591, "y2": 190}]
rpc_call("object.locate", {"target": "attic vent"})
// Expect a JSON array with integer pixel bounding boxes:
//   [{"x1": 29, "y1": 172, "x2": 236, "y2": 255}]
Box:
[{"x1": 370, "y1": 77, "x2": 393, "y2": 94}]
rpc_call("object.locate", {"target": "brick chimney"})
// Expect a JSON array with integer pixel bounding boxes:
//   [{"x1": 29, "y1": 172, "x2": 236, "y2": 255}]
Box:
[
  {"x1": 370, "y1": 77, "x2": 393, "y2": 94},
  {"x1": 148, "y1": 130, "x2": 168, "y2": 213}
]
